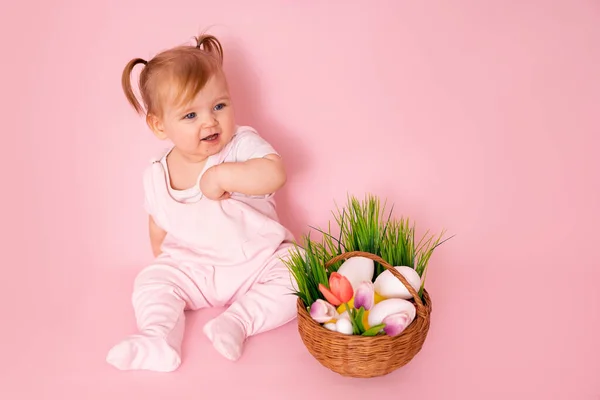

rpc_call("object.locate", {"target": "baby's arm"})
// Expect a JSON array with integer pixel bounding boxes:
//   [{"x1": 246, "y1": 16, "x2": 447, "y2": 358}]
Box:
[
  {"x1": 217, "y1": 153, "x2": 286, "y2": 196},
  {"x1": 149, "y1": 215, "x2": 167, "y2": 257}
]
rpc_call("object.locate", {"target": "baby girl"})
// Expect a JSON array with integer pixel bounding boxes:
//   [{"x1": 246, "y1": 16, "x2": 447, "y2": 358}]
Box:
[{"x1": 106, "y1": 34, "x2": 298, "y2": 372}]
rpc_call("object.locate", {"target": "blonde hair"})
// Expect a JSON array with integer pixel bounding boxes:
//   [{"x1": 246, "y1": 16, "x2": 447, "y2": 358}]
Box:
[{"x1": 122, "y1": 34, "x2": 224, "y2": 118}]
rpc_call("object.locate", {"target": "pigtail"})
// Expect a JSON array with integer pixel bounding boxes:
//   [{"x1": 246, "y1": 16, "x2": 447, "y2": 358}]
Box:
[
  {"x1": 122, "y1": 58, "x2": 148, "y2": 115},
  {"x1": 194, "y1": 34, "x2": 224, "y2": 64}
]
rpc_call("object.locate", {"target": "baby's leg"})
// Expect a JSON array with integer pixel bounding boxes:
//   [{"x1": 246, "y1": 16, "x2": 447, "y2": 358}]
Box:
[
  {"x1": 106, "y1": 260, "x2": 208, "y2": 372},
  {"x1": 203, "y1": 247, "x2": 298, "y2": 361}
]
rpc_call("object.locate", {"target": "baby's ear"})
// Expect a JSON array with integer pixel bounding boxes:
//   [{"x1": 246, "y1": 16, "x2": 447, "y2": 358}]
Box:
[{"x1": 147, "y1": 114, "x2": 168, "y2": 140}]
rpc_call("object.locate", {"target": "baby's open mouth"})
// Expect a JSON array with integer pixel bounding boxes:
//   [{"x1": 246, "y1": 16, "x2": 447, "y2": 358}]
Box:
[{"x1": 202, "y1": 133, "x2": 220, "y2": 141}]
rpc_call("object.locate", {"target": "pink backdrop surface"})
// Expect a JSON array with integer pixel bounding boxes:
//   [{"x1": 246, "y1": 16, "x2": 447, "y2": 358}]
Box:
[{"x1": 1, "y1": 0, "x2": 598, "y2": 399}]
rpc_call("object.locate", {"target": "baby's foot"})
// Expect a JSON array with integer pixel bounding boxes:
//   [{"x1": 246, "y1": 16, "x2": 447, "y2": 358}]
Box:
[
  {"x1": 203, "y1": 314, "x2": 246, "y2": 361},
  {"x1": 106, "y1": 334, "x2": 181, "y2": 372}
]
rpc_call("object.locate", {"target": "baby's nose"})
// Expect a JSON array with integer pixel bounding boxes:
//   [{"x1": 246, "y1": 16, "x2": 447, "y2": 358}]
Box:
[{"x1": 199, "y1": 113, "x2": 218, "y2": 127}]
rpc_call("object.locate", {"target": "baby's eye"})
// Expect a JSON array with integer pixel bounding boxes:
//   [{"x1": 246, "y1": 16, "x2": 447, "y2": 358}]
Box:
[
  {"x1": 184, "y1": 112, "x2": 196, "y2": 119},
  {"x1": 214, "y1": 103, "x2": 225, "y2": 111}
]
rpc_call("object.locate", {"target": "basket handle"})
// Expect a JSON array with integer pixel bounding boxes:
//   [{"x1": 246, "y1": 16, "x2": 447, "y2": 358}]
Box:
[{"x1": 325, "y1": 251, "x2": 427, "y2": 317}]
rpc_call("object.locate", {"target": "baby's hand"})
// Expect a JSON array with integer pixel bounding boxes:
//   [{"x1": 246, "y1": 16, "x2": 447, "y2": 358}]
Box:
[{"x1": 200, "y1": 165, "x2": 230, "y2": 200}]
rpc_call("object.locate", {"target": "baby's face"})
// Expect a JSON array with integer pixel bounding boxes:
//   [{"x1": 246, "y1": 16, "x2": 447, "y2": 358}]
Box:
[{"x1": 151, "y1": 72, "x2": 236, "y2": 162}]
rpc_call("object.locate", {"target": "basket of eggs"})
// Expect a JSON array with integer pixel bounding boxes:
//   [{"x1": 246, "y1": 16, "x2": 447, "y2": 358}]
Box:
[{"x1": 284, "y1": 195, "x2": 451, "y2": 378}]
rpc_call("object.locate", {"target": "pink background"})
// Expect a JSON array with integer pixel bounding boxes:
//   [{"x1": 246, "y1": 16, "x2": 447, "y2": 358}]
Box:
[{"x1": 1, "y1": 0, "x2": 599, "y2": 398}]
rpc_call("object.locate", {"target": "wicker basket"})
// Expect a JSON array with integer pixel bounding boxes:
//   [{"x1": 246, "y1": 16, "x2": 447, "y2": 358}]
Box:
[{"x1": 296, "y1": 251, "x2": 432, "y2": 378}]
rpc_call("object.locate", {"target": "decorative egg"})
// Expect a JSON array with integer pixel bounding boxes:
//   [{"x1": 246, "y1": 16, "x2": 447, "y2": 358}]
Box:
[
  {"x1": 367, "y1": 298, "x2": 416, "y2": 328},
  {"x1": 373, "y1": 266, "x2": 421, "y2": 299},
  {"x1": 336, "y1": 257, "x2": 374, "y2": 292},
  {"x1": 335, "y1": 318, "x2": 354, "y2": 335},
  {"x1": 323, "y1": 322, "x2": 337, "y2": 331}
]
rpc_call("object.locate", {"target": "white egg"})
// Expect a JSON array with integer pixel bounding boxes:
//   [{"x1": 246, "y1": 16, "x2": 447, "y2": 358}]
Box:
[
  {"x1": 373, "y1": 266, "x2": 421, "y2": 299},
  {"x1": 336, "y1": 256, "x2": 375, "y2": 292},
  {"x1": 367, "y1": 298, "x2": 416, "y2": 328},
  {"x1": 335, "y1": 318, "x2": 354, "y2": 335},
  {"x1": 324, "y1": 322, "x2": 337, "y2": 332}
]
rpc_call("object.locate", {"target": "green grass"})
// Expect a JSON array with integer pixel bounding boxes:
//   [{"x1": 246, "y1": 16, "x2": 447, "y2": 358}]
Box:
[
  {"x1": 309, "y1": 194, "x2": 392, "y2": 276},
  {"x1": 380, "y1": 218, "x2": 452, "y2": 296},
  {"x1": 283, "y1": 194, "x2": 452, "y2": 305},
  {"x1": 285, "y1": 236, "x2": 329, "y2": 307}
]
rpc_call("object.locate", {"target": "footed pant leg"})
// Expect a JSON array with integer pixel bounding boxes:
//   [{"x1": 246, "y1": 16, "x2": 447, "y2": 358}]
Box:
[
  {"x1": 203, "y1": 246, "x2": 298, "y2": 361},
  {"x1": 107, "y1": 260, "x2": 209, "y2": 372}
]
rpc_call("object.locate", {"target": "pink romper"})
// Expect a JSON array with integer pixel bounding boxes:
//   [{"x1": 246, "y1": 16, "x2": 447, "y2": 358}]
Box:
[{"x1": 106, "y1": 126, "x2": 299, "y2": 371}]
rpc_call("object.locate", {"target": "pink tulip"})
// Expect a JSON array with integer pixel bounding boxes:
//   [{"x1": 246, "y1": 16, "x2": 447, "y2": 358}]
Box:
[
  {"x1": 353, "y1": 281, "x2": 375, "y2": 310},
  {"x1": 309, "y1": 299, "x2": 337, "y2": 323},
  {"x1": 382, "y1": 312, "x2": 412, "y2": 336},
  {"x1": 318, "y1": 272, "x2": 353, "y2": 306}
]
